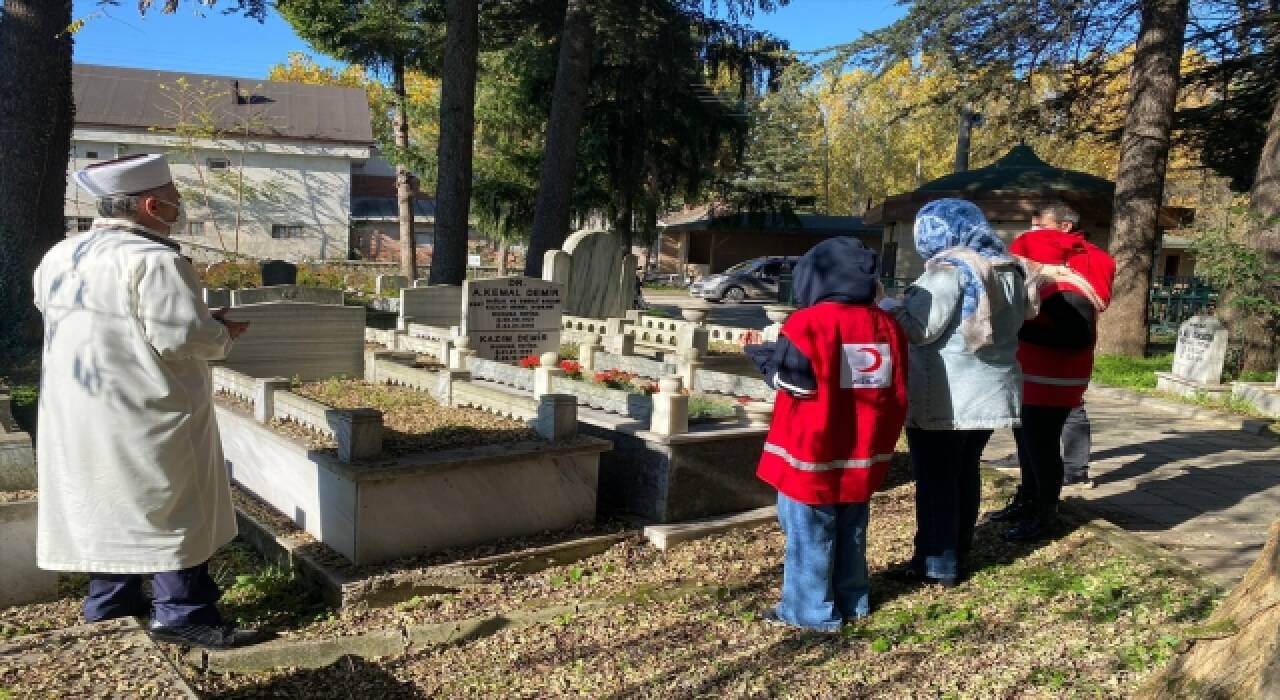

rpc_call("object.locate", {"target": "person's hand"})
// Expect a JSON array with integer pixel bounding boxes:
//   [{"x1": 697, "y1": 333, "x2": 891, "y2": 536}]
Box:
[{"x1": 212, "y1": 307, "x2": 250, "y2": 340}]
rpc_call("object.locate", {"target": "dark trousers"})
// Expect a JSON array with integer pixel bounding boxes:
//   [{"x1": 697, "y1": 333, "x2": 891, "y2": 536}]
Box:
[
  {"x1": 83, "y1": 561, "x2": 223, "y2": 627},
  {"x1": 905, "y1": 428, "x2": 992, "y2": 580},
  {"x1": 1014, "y1": 405, "x2": 1073, "y2": 509},
  {"x1": 1062, "y1": 404, "x2": 1091, "y2": 479}
]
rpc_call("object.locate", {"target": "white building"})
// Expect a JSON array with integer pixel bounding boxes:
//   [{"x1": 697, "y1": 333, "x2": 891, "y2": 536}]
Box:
[{"x1": 65, "y1": 64, "x2": 374, "y2": 261}]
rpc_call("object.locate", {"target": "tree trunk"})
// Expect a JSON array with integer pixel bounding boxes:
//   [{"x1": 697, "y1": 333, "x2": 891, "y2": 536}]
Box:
[
  {"x1": 428, "y1": 0, "x2": 479, "y2": 286},
  {"x1": 496, "y1": 238, "x2": 509, "y2": 277},
  {"x1": 1096, "y1": 0, "x2": 1190, "y2": 357},
  {"x1": 1238, "y1": 87, "x2": 1280, "y2": 373},
  {"x1": 524, "y1": 0, "x2": 595, "y2": 277},
  {"x1": 0, "y1": 0, "x2": 74, "y2": 369},
  {"x1": 393, "y1": 59, "x2": 418, "y2": 281}
]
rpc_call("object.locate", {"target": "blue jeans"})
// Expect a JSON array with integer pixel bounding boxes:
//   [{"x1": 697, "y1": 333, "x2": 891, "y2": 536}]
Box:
[
  {"x1": 83, "y1": 561, "x2": 223, "y2": 627},
  {"x1": 906, "y1": 428, "x2": 992, "y2": 580},
  {"x1": 775, "y1": 492, "x2": 870, "y2": 631}
]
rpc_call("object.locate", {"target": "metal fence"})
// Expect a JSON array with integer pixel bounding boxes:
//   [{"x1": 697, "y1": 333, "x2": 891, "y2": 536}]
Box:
[{"x1": 1149, "y1": 276, "x2": 1218, "y2": 334}]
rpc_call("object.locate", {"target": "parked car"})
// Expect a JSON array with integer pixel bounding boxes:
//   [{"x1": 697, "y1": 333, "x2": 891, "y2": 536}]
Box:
[{"x1": 689, "y1": 256, "x2": 799, "y2": 303}]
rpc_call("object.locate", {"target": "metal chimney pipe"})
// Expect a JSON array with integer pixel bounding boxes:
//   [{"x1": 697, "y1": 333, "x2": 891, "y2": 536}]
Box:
[{"x1": 955, "y1": 107, "x2": 977, "y2": 173}]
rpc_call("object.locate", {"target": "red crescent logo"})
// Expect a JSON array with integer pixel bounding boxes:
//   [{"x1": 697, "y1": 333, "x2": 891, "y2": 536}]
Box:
[{"x1": 858, "y1": 347, "x2": 883, "y2": 372}]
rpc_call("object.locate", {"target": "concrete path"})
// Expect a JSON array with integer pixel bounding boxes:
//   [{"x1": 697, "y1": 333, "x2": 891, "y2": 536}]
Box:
[{"x1": 983, "y1": 392, "x2": 1280, "y2": 586}]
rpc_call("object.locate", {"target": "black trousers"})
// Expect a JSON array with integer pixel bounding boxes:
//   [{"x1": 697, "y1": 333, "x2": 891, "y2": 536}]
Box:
[
  {"x1": 1014, "y1": 405, "x2": 1073, "y2": 509},
  {"x1": 905, "y1": 428, "x2": 993, "y2": 579}
]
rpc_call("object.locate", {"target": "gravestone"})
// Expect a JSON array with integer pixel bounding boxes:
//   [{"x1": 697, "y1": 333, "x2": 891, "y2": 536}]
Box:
[
  {"x1": 400, "y1": 285, "x2": 463, "y2": 328},
  {"x1": 260, "y1": 260, "x2": 298, "y2": 287},
  {"x1": 1156, "y1": 316, "x2": 1231, "y2": 398},
  {"x1": 461, "y1": 277, "x2": 563, "y2": 363},
  {"x1": 1171, "y1": 316, "x2": 1229, "y2": 384},
  {"x1": 215, "y1": 302, "x2": 365, "y2": 381},
  {"x1": 230, "y1": 284, "x2": 343, "y2": 307},
  {"x1": 203, "y1": 288, "x2": 231, "y2": 309},
  {"x1": 376, "y1": 274, "x2": 409, "y2": 297},
  {"x1": 542, "y1": 230, "x2": 637, "y2": 319}
]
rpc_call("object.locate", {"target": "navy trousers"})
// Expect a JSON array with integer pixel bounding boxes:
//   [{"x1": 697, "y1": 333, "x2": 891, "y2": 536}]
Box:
[
  {"x1": 1014, "y1": 405, "x2": 1073, "y2": 509},
  {"x1": 906, "y1": 428, "x2": 992, "y2": 580},
  {"x1": 83, "y1": 561, "x2": 223, "y2": 627}
]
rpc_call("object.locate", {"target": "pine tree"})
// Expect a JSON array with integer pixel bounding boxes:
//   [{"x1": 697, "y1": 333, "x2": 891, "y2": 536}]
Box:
[{"x1": 276, "y1": 0, "x2": 443, "y2": 281}]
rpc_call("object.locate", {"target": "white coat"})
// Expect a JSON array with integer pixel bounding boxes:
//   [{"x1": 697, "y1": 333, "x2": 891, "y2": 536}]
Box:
[{"x1": 32, "y1": 219, "x2": 237, "y2": 573}]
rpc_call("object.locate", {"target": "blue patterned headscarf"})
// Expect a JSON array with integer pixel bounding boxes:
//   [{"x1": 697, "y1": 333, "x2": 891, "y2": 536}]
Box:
[{"x1": 913, "y1": 198, "x2": 1010, "y2": 322}]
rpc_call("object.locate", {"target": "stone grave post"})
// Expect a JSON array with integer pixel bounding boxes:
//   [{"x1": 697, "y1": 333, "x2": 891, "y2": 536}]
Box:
[
  {"x1": 460, "y1": 277, "x2": 563, "y2": 363},
  {"x1": 761, "y1": 304, "x2": 795, "y2": 343},
  {"x1": 252, "y1": 377, "x2": 290, "y2": 424},
  {"x1": 579, "y1": 333, "x2": 604, "y2": 372},
  {"x1": 649, "y1": 376, "x2": 689, "y2": 436},
  {"x1": 1156, "y1": 316, "x2": 1231, "y2": 398},
  {"x1": 449, "y1": 336, "x2": 475, "y2": 371},
  {"x1": 534, "y1": 352, "x2": 566, "y2": 398},
  {"x1": 678, "y1": 347, "x2": 703, "y2": 389},
  {"x1": 533, "y1": 394, "x2": 578, "y2": 442}
]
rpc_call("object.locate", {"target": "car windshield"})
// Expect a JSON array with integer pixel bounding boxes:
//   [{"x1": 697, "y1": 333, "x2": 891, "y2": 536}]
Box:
[{"x1": 723, "y1": 260, "x2": 757, "y2": 274}]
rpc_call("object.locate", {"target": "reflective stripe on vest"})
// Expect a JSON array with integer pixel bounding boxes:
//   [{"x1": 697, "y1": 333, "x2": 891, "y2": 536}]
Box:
[
  {"x1": 1024, "y1": 374, "x2": 1091, "y2": 387},
  {"x1": 763, "y1": 442, "x2": 894, "y2": 472}
]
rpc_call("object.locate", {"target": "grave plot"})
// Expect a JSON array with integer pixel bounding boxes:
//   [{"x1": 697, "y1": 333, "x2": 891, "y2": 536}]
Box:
[
  {"x1": 213, "y1": 360, "x2": 609, "y2": 567},
  {"x1": 0, "y1": 386, "x2": 56, "y2": 608}
]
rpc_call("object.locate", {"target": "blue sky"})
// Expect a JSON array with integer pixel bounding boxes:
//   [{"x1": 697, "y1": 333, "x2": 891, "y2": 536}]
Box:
[{"x1": 70, "y1": 0, "x2": 905, "y2": 79}]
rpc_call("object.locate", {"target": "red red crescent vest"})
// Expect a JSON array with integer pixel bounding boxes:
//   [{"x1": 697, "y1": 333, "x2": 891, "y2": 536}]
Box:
[
  {"x1": 1012, "y1": 229, "x2": 1116, "y2": 407},
  {"x1": 757, "y1": 303, "x2": 908, "y2": 505}
]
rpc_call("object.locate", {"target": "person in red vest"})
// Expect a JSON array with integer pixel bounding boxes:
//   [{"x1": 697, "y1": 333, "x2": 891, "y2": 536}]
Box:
[
  {"x1": 748, "y1": 237, "x2": 908, "y2": 632},
  {"x1": 987, "y1": 202, "x2": 1116, "y2": 541}
]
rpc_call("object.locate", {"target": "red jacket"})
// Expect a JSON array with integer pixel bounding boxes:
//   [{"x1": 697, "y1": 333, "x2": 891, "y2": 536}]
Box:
[
  {"x1": 757, "y1": 303, "x2": 908, "y2": 505},
  {"x1": 1011, "y1": 229, "x2": 1116, "y2": 407}
]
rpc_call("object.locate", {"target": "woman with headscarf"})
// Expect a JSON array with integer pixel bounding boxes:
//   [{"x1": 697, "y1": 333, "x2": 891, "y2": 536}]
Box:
[{"x1": 886, "y1": 198, "x2": 1037, "y2": 587}]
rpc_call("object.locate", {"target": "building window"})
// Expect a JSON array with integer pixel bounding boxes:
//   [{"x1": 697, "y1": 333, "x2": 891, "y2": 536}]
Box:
[
  {"x1": 64, "y1": 217, "x2": 94, "y2": 234},
  {"x1": 184, "y1": 221, "x2": 206, "y2": 237},
  {"x1": 85, "y1": 150, "x2": 99, "y2": 159},
  {"x1": 271, "y1": 224, "x2": 304, "y2": 239},
  {"x1": 207, "y1": 157, "x2": 231, "y2": 170}
]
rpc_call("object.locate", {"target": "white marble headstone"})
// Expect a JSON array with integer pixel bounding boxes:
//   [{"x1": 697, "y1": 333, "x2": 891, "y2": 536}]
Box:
[
  {"x1": 542, "y1": 230, "x2": 634, "y2": 319},
  {"x1": 1171, "y1": 315, "x2": 1229, "y2": 385},
  {"x1": 461, "y1": 277, "x2": 563, "y2": 363}
]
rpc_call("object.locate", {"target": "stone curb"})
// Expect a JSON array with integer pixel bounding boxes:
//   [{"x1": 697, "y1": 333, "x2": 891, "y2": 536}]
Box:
[
  {"x1": 643, "y1": 506, "x2": 777, "y2": 550},
  {"x1": 182, "y1": 580, "x2": 737, "y2": 674},
  {"x1": 1088, "y1": 384, "x2": 1277, "y2": 439},
  {"x1": 234, "y1": 505, "x2": 637, "y2": 609}
]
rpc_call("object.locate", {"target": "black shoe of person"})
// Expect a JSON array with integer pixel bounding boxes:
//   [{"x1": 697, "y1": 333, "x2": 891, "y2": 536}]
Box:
[
  {"x1": 1001, "y1": 510, "x2": 1058, "y2": 543},
  {"x1": 984, "y1": 491, "x2": 1031, "y2": 523},
  {"x1": 148, "y1": 622, "x2": 264, "y2": 649},
  {"x1": 882, "y1": 564, "x2": 959, "y2": 588}
]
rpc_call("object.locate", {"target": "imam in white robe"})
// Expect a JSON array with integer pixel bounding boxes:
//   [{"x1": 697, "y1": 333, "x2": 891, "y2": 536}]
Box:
[{"x1": 32, "y1": 219, "x2": 236, "y2": 573}]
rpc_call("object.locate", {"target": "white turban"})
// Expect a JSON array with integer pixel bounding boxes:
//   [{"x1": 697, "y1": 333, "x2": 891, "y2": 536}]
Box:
[{"x1": 74, "y1": 154, "x2": 173, "y2": 197}]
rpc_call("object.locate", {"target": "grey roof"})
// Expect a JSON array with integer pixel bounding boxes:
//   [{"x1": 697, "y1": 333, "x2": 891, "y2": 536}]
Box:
[
  {"x1": 918, "y1": 145, "x2": 1114, "y2": 194},
  {"x1": 661, "y1": 212, "x2": 881, "y2": 235},
  {"x1": 351, "y1": 197, "x2": 436, "y2": 220},
  {"x1": 73, "y1": 64, "x2": 374, "y2": 144}
]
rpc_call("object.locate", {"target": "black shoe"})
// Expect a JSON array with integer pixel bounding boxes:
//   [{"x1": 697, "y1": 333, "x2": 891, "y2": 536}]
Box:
[
  {"x1": 882, "y1": 564, "x2": 959, "y2": 588},
  {"x1": 1063, "y1": 473, "x2": 1094, "y2": 488},
  {"x1": 1002, "y1": 511, "x2": 1058, "y2": 543},
  {"x1": 984, "y1": 492, "x2": 1031, "y2": 523},
  {"x1": 148, "y1": 622, "x2": 264, "y2": 649}
]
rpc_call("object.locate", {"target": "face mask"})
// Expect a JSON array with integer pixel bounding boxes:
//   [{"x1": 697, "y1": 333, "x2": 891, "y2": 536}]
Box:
[{"x1": 152, "y1": 198, "x2": 187, "y2": 233}]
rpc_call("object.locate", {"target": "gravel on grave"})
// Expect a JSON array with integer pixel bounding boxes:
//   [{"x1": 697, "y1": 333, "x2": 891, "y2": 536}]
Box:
[
  {"x1": 284, "y1": 380, "x2": 538, "y2": 455},
  {"x1": 189, "y1": 462, "x2": 1223, "y2": 698}
]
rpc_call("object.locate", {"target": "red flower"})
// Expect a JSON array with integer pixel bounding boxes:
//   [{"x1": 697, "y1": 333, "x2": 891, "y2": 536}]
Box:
[
  {"x1": 518, "y1": 355, "x2": 540, "y2": 369},
  {"x1": 735, "y1": 396, "x2": 753, "y2": 404},
  {"x1": 559, "y1": 360, "x2": 580, "y2": 374}
]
